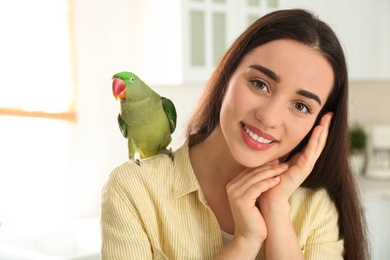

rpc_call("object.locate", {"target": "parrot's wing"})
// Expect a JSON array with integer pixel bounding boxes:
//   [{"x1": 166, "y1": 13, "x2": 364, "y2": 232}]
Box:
[
  {"x1": 161, "y1": 97, "x2": 177, "y2": 134},
  {"x1": 118, "y1": 114, "x2": 128, "y2": 138}
]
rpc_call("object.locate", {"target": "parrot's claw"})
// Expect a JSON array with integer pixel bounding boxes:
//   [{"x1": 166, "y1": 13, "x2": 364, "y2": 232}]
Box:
[
  {"x1": 130, "y1": 157, "x2": 141, "y2": 167},
  {"x1": 135, "y1": 159, "x2": 141, "y2": 166},
  {"x1": 161, "y1": 148, "x2": 174, "y2": 162}
]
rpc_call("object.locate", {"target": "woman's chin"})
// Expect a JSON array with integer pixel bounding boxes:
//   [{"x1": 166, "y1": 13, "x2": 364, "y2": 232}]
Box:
[
  {"x1": 232, "y1": 148, "x2": 290, "y2": 168},
  {"x1": 233, "y1": 153, "x2": 272, "y2": 168}
]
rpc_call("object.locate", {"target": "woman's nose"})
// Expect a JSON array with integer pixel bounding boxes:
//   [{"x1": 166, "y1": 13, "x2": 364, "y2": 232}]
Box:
[{"x1": 255, "y1": 98, "x2": 285, "y2": 129}]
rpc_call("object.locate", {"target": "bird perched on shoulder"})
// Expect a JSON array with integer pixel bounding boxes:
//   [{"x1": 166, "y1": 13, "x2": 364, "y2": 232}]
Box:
[{"x1": 112, "y1": 71, "x2": 177, "y2": 165}]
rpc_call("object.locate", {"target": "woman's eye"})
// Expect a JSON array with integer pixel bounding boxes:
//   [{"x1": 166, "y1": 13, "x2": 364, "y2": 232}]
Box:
[
  {"x1": 250, "y1": 80, "x2": 268, "y2": 92},
  {"x1": 293, "y1": 103, "x2": 312, "y2": 114}
]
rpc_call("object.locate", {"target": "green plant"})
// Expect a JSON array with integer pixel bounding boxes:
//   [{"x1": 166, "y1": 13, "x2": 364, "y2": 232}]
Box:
[{"x1": 349, "y1": 123, "x2": 367, "y2": 152}]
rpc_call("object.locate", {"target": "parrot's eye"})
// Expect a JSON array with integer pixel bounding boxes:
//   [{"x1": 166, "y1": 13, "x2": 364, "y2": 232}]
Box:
[{"x1": 130, "y1": 77, "x2": 135, "y2": 83}]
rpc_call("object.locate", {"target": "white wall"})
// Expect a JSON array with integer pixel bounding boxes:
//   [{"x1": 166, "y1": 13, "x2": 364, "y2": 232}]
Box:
[{"x1": 349, "y1": 81, "x2": 390, "y2": 125}]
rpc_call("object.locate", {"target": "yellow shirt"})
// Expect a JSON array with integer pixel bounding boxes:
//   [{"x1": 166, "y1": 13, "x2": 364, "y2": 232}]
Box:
[{"x1": 101, "y1": 138, "x2": 344, "y2": 259}]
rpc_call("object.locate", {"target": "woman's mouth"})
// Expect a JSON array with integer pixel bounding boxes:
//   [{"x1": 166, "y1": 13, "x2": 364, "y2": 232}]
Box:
[
  {"x1": 243, "y1": 124, "x2": 274, "y2": 144},
  {"x1": 241, "y1": 123, "x2": 278, "y2": 151}
]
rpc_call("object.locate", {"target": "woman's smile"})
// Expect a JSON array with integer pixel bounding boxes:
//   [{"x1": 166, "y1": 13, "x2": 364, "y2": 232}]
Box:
[{"x1": 241, "y1": 122, "x2": 278, "y2": 151}]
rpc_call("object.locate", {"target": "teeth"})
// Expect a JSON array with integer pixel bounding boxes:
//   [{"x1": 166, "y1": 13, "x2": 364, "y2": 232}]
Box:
[{"x1": 243, "y1": 125, "x2": 273, "y2": 144}]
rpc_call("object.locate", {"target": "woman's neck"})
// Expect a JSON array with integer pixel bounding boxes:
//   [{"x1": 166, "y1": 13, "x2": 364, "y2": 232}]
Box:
[
  {"x1": 189, "y1": 125, "x2": 245, "y2": 234},
  {"x1": 189, "y1": 125, "x2": 246, "y2": 190}
]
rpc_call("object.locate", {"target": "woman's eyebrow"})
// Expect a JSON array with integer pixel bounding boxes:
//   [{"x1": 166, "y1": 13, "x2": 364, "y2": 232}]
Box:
[
  {"x1": 249, "y1": 65, "x2": 281, "y2": 83},
  {"x1": 249, "y1": 64, "x2": 322, "y2": 105},
  {"x1": 297, "y1": 89, "x2": 322, "y2": 106}
]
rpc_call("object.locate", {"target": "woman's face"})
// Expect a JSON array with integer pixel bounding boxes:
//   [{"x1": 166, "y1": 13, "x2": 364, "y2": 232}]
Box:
[{"x1": 219, "y1": 39, "x2": 334, "y2": 168}]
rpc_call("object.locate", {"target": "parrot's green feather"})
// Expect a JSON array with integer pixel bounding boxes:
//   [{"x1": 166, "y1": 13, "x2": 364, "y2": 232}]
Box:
[
  {"x1": 113, "y1": 71, "x2": 134, "y2": 80},
  {"x1": 161, "y1": 97, "x2": 177, "y2": 134},
  {"x1": 117, "y1": 114, "x2": 128, "y2": 138}
]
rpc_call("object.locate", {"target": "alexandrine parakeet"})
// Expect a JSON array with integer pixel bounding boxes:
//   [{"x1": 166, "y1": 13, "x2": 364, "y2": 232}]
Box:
[{"x1": 112, "y1": 71, "x2": 177, "y2": 164}]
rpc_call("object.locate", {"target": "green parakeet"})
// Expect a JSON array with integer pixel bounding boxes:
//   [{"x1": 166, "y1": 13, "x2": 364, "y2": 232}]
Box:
[{"x1": 112, "y1": 71, "x2": 177, "y2": 164}]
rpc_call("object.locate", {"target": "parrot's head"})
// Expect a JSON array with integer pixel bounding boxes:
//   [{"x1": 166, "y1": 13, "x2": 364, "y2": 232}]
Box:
[{"x1": 112, "y1": 71, "x2": 150, "y2": 102}]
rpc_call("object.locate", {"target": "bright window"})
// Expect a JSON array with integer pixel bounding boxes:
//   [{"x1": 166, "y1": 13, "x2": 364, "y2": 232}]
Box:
[
  {"x1": 0, "y1": 0, "x2": 75, "y2": 233},
  {"x1": 0, "y1": 0, "x2": 76, "y2": 119}
]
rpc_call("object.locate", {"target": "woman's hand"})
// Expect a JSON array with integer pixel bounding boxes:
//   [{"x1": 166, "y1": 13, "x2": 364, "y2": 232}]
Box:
[
  {"x1": 225, "y1": 161, "x2": 288, "y2": 246},
  {"x1": 255, "y1": 112, "x2": 333, "y2": 260},
  {"x1": 259, "y1": 112, "x2": 333, "y2": 206},
  {"x1": 216, "y1": 163, "x2": 285, "y2": 260}
]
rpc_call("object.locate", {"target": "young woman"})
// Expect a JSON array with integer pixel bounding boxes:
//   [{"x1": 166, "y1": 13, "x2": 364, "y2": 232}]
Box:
[{"x1": 101, "y1": 9, "x2": 369, "y2": 259}]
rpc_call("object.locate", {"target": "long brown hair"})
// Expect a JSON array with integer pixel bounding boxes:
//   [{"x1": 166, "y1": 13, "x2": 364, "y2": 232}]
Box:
[{"x1": 186, "y1": 9, "x2": 369, "y2": 260}]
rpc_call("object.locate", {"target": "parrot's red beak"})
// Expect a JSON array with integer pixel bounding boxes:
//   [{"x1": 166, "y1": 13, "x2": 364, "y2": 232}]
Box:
[{"x1": 112, "y1": 78, "x2": 126, "y2": 100}]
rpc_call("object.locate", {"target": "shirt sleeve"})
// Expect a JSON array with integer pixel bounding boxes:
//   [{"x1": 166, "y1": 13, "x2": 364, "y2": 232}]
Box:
[
  {"x1": 303, "y1": 193, "x2": 344, "y2": 259},
  {"x1": 100, "y1": 172, "x2": 156, "y2": 260}
]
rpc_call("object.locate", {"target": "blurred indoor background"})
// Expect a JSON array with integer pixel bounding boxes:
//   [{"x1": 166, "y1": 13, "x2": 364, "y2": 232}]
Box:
[{"x1": 0, "y1": 0, "x2": 389, "y2": 259}]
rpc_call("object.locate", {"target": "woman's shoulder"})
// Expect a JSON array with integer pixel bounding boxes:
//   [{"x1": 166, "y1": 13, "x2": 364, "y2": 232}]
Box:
[
  {"x1": 105, "y1": 154, "x2": 174, "y2": 191},
  {"x1": 290, "y1": 186, "x2": 334, "y2": 208},
  {"x1": 111, "y1": 154, "x2": 173, "y2": 177},
  {"x1": 290, "y1": 188, "x2": 343, "y2": 255},
  {"x1": 290, "y1": 186, "x2": 338, "y2": 222},
  {"x1": 291, "y1": 186, "x2": 331, "y2": 199},
  {"x1": 103, "y1": 139, "x2": 191, "y2": 194}
]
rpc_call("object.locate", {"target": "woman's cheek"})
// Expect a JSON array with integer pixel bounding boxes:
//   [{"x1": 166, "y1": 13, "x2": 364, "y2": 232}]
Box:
[{"x1": 286, "y1": 120, "x2": 314, "y2": 149}]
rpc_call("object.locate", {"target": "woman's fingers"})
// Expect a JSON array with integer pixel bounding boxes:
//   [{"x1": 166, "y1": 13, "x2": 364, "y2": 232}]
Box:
[
  {"x1": 228, "y1": 159, "x2": 280, "y2": 189},
  {"x1": 230, "y1": 176, "x2": 281, "y2": 204},
  {"x1": 300, "y1": 125, "x2": 324, "y2": 170},
  {"x1": 315, "y1": 112, "x2": 333, "y2": 158},
  {"x1": 302, "y1": 112, "x2": 333, "y2": 169},
  {"x1": 227, "y1": 166, "x2": 285, "y2": 242},
  {"x1": 227, "y1": 164, "x2": 287, "y2": 197},
  {"x1": 241, "y1": 176, "x2": 281, "y2": 202},
  {"x1": 227, "y1": 166, "x2": 287, "y2": 217}
]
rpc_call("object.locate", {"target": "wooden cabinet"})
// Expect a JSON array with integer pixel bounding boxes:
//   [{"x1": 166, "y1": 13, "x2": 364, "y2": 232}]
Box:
[
  {"x1": 183, "y1": 0, "x2": 283, "y2": 82},
  {"x1": 129, "y1": 0, "x2": 280, "y2": 84},
  {"x1": 182, "y1": 0, "x2": 230, "y2": 82},
  {"x1": 129, "y1": 0, "x2": 390, "y2": 84}
]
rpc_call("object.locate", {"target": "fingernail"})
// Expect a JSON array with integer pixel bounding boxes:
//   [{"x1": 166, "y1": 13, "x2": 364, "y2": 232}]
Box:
[
  {"x1": 274, "y1": 176, "x2": 280, "y2": 182},
  {"x1": 280, "y1": 163, "x2": 288, "y2": 169},
  {"x1": 328, "y1": 112, "x2": 334, "y2": 120}
]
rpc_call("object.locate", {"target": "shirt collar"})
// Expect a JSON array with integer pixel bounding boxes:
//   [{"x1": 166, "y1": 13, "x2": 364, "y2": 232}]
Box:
[{"x1": 173, "y1": 137, "x2": 201, "y2": 198}]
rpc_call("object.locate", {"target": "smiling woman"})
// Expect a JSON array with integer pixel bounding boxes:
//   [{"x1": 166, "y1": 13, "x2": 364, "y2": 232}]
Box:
[{"x1": 101, "y1": 9, "x2": 369, "y2": 260}]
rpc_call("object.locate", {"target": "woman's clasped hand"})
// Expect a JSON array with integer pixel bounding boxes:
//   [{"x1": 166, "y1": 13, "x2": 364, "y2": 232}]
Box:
[{"x1": 226, "y1": 113, "x2": 333, "y2": 246}]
